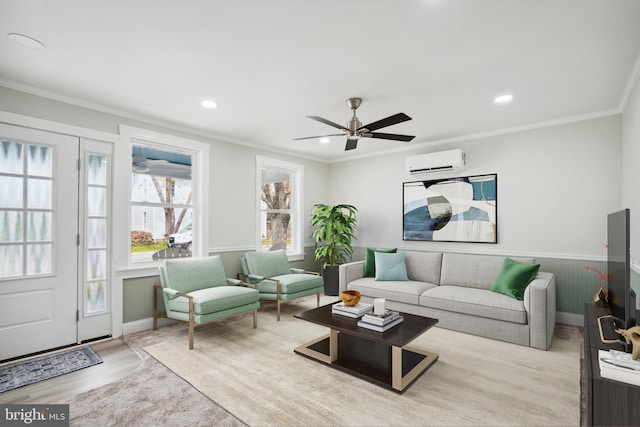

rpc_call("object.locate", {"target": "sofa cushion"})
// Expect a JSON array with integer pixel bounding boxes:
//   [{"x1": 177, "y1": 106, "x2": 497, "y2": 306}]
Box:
[
  {"x1": 420, "y1": 286, "x2": 527, "y2": 324},
  {"x1": 364, "y1": 247, "x2": 396, "y2": 277},
  {"x1": 348, "y1": 277, "x2": 437, "y2": 305},
  {"x1": 404, "y1": 251, "x2": 442, "y2": 283},
  {"x1": 490, "y1": 258, "x2": 540, "y2": 300},
  {"x1": 440, "y1": 253, "x2": 535, "y2": 290},
  {"x1": 375, "y1": 252, "x2": 409, "y2": 281}
]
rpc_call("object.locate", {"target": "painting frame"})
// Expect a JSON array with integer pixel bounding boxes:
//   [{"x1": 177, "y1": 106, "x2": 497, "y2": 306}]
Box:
[{"x1": 403, "y1": 174, "x2": 498, "y2": 243}]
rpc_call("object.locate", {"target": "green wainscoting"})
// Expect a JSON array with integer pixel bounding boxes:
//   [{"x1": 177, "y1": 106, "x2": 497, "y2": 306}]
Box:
[
  {"x1": 123, "y1": 247, "x2": 637, "y2": 324},
  {"x1": 123, "y1": 275, "x2": 161, "y2": 323},
  {"x1": 536, "y1": 258, "x2": 606, "y2": 315},
  {"x1": 123, "y1": 247, "x2": 322, "y2": 323}
]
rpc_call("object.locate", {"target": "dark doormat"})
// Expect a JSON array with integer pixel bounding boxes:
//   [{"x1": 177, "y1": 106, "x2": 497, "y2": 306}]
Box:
[{"x1": 0, "y1": 346, "x2": 103, "y2": 393}]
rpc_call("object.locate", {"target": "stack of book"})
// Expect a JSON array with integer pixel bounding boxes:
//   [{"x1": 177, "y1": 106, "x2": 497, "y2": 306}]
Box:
[
  {"x1": 598, "y1": 349, "x2": 640, "y2": 386},
  {"x1": 331, "y1": 302, "x2": 373, "y2": 318},
  {"x1": 357, "y1": 310, "x2": 404, "y2": 332}
]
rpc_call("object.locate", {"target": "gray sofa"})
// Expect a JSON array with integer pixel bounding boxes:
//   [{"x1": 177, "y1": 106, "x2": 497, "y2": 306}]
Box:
[{"x1": 339, "y1": 251, "x2": 556, "y2": 350}]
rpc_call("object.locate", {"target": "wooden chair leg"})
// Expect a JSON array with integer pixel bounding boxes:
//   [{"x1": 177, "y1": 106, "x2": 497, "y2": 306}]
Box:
[
  {"x1": 276, "y1": 299, "x2": 281, "y2": 321},
  {"x1": 317, "y1": 292, "x2": 320, "y2": 307},
  {"x1": 253, "y1": 310, "x2": 257, "y2": 328}
]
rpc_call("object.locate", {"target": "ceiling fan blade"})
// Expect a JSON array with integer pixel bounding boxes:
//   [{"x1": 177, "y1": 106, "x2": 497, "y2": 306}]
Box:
[
  {"x1": 365, "y1": 132, "x2": 416, "y2": 142},
  {"x1": 307, "y1": 116, "x2": 350, "y2": 132},
  {"x1": 345, "y1": 139, "x2": 358, "y2": 151},
  {"x1": 359, "y1": 113, "x2": 411, "y2": 132},
  {"x1": 293, "y1": 133, "x2": 344, "y2": 141}
]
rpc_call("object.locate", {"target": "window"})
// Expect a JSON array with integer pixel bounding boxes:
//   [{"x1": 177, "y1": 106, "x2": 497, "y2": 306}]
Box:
[
  {"x1": 120, "y1": 126, "x2": 209, "y2": 265},
  {"x1": 256, "y1": 156, "x2": 303, "y2": 257}
]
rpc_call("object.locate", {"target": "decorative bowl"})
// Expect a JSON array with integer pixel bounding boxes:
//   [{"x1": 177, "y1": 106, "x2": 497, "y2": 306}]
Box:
[{"x1": 341, "y1": 290, "x2": 361, "y2": 306}]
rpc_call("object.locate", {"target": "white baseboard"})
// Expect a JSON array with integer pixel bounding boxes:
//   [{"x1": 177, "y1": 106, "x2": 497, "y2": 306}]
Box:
[
  {"x1": 122, "y1": 317, "x2": 177, "y2": 336},
  {"x1": 556, "y1": 311, "x2": 584, "y2": 326}
]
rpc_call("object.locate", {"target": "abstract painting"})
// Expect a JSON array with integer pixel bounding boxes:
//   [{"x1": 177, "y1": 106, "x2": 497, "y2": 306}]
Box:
[{"x1": 403, "y1": 174, "x2": 497, "y2": 243}]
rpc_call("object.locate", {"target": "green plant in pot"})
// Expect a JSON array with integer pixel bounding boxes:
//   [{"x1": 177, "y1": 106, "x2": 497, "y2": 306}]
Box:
[{"x1": 310, "y1": 203, "x2": 357, "y2": 296}]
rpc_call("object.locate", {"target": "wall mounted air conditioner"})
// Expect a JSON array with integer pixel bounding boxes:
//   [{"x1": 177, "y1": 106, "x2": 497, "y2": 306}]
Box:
[{"x1": 406, "y1": 149, "x2": 465, "y2": 175}]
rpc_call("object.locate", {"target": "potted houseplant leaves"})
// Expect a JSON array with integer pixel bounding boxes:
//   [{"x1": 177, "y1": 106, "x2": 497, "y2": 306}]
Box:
[{"x1": 310, "y1": 203, "x2": 357, "y2": 296}]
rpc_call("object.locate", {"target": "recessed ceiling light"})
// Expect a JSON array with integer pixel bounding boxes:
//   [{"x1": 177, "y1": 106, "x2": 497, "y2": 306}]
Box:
[
  {"x1": 200, "y1": 99, "x2": 218, "y2": 109},
  {"x1": 319, "y1": 137, "x2": 331, "y2": 144},
  {"x1": 494, "y1": 94, "x2": 513, "y2": 104},
  {"x1": 8, "y1": 33, "x2": 46, "y2": 50}
]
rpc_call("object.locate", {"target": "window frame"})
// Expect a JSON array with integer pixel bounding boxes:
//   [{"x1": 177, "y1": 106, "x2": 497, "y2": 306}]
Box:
[
  {"x1": 119, "y1": 125, "x2": 210, "y2": 266},
  {"x1": 256, "y1": 156, "x2": 304, "y2": 260}
]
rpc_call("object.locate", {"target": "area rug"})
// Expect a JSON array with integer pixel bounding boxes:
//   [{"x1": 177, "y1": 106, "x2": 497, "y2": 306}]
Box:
[
  {"x1": 0, "y1": 346, "x2": 102, "y2": 393},
  {"x1": 145, "y1": 298, "x2": 580, "y2": 427}
]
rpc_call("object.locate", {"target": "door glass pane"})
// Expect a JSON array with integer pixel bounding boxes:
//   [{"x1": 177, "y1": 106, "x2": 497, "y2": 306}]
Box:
[
  {"x1": 26, "y1": 243, "x2": 52, "y2": 275},
  {"x1": 0, "y1": 211, "x2": 22, "y2": 242},
  {"x1": 27, "y1": 212, "x2": 51, "y2": 241},
  {"x1": 0, "y1": 140, "x2": 23, "y2": 174},
  {"x1": 0, "y1": 176, "x2": 23, "y2": 208},
  {"x1": 0, "y1": 245, "x2": 22, "y2": 276},
  {"x1": 87, "y1": 250, "x2": 106, "y2": 280},
  {"x1": 88, "y1": 155, "x2": 107, "y2": 185},
  {"x1": 27, "y1": 178, "x2": 52, "y2": 209},
  {"x1": 87, "y1": 218, "x2": 106, "y2": 248},
  {"x1": 88, "y1": 186, "x2": 106, "y2": 216},
  {"x1": 87, "y1": 280, "x2": 106, "y2": 313},
  {"x1": 27, "y1": 144, "x2": 52, "y2": 177}
]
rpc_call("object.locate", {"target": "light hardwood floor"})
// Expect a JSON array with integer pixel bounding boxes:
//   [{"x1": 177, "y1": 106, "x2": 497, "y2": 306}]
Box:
[{"x1": 0, "y1": 339, "x2": 142, "y2": 404}]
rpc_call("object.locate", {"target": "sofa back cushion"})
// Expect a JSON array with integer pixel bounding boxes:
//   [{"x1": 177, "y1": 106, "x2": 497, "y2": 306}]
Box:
[
  {"x1": 440, "y1": 253, "x2": 535, "y2": 290},
  {"x1": 403, "y1": 251, "x2": 442, "y2": 284}
]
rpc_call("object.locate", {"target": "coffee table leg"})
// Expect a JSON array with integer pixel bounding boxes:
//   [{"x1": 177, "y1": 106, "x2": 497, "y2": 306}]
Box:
[
  {"x1": 293, "y1": 329, "x2": 339, "y2": 364},
  {"x1": 392, "y1": 345, "x2": 439, "y2": 392},
  {"x1": 329, "y1": 329, "x2": 338, "y2": 363}
]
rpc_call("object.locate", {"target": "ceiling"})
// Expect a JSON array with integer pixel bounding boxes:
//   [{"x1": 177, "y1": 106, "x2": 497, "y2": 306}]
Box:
[{"x1": 2, "y1": 0, "x2": 640, "y2": 163}]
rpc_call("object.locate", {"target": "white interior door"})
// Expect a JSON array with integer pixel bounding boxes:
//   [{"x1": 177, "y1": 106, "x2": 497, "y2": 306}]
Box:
[{"x1": 0, "y1": 124, "x2": 79, "y2": 361}]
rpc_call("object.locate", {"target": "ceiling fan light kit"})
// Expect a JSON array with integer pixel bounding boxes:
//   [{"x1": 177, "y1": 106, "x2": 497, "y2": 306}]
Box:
[{"x1": 295, "y1": 97, "x2": 416, "y2": 151}]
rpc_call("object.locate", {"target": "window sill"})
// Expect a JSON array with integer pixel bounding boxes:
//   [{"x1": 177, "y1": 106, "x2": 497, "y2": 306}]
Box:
[{"x1": 287, "y1": 253, "x2": 305, "y2": 262}]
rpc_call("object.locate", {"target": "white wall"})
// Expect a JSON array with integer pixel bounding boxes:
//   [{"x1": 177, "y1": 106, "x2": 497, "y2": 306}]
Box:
[
  {"x1": 327, "y1": 115, "x2": 622, "y2": 259},
  {"x1": 0, "y1": 86, "x2": 331, "y2": 254},
  {"x1": 622, "y1": 74, "x2": 640, "y2": 267},
  {"x1": 207, "y1": 140, "x2": 331, "y2": 250}
]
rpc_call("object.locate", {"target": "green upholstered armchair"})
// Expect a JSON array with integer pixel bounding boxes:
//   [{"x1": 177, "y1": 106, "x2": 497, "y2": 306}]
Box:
[
  {"x1": 154, "y1": 255, "x2": 260, "y2": 349},
  {"x1": 240, "y1": 250, "x2": 324, "y2": 321}
]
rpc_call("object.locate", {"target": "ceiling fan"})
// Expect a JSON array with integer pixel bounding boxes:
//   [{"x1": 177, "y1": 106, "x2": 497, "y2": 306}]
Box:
[{"x1": 294, "y1": 97, "x2": 416, "y2": 151}]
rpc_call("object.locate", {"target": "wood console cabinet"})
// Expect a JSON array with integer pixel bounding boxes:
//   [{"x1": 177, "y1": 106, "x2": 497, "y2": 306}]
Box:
[{"x1": 584, "y1": 303, "x2": 640, "y2": 426}]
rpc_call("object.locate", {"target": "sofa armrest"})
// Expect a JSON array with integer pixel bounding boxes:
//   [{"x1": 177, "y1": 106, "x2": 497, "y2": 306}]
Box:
[
  {"x1": 338, "y1": 261, "x2": 365, "y2": 293},
  {"x1": 524, "y1": 272, "x2": 556, "y2": 350}
]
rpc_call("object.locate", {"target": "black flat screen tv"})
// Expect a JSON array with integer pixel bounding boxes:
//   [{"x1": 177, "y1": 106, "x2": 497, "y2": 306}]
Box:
[{"x1": 607, "y1": 209, "x2": 635, "y2": 329}]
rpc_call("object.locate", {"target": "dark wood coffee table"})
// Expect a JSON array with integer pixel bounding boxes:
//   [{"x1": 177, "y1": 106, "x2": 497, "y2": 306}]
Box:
[{"x1": 294, "y1": 302, "x2": 439, "y2": 393}]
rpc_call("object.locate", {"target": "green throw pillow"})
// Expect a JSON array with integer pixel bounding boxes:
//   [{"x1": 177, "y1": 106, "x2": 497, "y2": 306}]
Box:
[
  {"x1": 364, "y1": 247, "x2": 397, "y2": 277},
  {"x1": 490, "y1": 258, "x2": 540, "y2": 300},
  {"x1": 374, "y1": 252, "x2": 409, "y2": 281}
]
